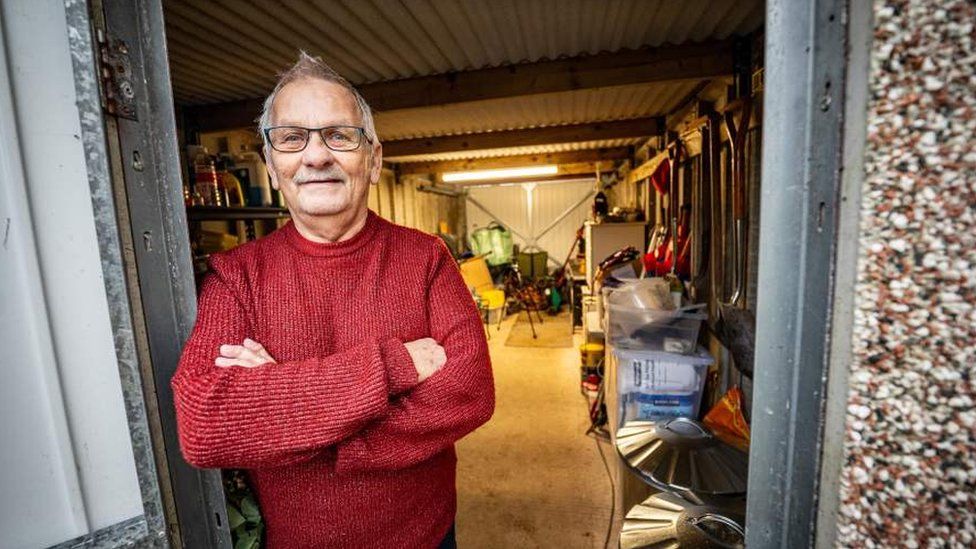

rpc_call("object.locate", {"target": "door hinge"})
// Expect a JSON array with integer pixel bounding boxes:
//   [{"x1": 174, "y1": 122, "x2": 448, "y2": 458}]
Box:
[{"x1": 96, "y1": 28, "x2": 137, "y2": 120}]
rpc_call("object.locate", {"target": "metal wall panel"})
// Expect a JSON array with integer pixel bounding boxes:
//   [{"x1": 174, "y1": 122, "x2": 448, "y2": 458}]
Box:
[
  {"x1": 99, "y1": 0, "x2": 233, "y2": 545},
  {"x1": 467, "y1": 184, "x2": 529, "y2": 239},
  {"x1": 533, "y1": 179, "x2": 595, "y2": 267},
  {"x1": 402, "y1": 175, "x2": 467, "y2": 237},
  {"x1": 372, "y1": 171, "x2": 465, "y2": 237},
  {"x1": 466, "y1": 179, "x2": 593, "y2": 269},
  {"x1": 0, "y1": 20, "x2": 89, "y2": 548},
  {"x1": 0, "y1": 1, "x2": 148, "y2": 546},
  {"x1": 376, "y1": 170, "x2": 396, "y2": 219}
]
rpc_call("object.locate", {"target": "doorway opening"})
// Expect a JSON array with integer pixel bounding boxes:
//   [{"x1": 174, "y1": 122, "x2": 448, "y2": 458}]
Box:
[{"x1": 97, "y1": 0, "x2": 848, "y2": 547}]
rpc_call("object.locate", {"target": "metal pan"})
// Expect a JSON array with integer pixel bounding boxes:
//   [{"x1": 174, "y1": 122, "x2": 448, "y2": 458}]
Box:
[
  {"x1": 620, "y1": 491, "x2": 746, "y2": 549},
  {"x1": 615, "y1": 417, "x2": 749, "y2": 496}
]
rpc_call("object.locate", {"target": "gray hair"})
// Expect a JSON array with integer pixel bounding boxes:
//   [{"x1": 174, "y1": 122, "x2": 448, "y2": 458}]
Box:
[{"x1": 257, "y1": 52, "x2": 377, "y2": 149}]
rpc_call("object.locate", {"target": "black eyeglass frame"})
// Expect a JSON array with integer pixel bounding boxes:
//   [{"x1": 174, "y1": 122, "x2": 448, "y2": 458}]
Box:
[{"x1": 263, "y1": 125, "x2": 374, "y2": 153}]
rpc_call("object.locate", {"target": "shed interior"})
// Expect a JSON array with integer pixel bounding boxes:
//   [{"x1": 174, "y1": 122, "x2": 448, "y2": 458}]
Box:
[{"x1": 162, "y1": 1, "x2": 766, "y2": 546}]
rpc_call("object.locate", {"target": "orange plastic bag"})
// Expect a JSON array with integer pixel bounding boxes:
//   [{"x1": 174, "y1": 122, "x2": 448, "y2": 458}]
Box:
[{"x1": 703, "y1": 386, "x2": 751, "y2": 452}]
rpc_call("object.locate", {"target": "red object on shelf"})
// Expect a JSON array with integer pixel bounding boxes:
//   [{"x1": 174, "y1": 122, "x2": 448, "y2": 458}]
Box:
[
  {"x1": 581, "y1": 374, "x2": 600, "y2": 393},
  {"x1": 644, "y1": 206, "x2": 692, "y2": 278},
  {"x1": 649, "y1": 158, "x2": 670, "y2": 196},
  {"x1": 194, "y1": 157, "x2": 222, "y2": 207}
]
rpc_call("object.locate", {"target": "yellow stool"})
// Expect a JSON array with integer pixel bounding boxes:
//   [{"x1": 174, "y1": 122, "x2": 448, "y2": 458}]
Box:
[{"x1": 481, "y1": 289, "x2": 505, "y2": 309}]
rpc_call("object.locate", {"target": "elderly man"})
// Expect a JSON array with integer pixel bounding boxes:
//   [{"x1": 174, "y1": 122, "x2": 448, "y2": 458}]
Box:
[{"x1": 172, "y1": 53, "x2": 495, "y2": 548}]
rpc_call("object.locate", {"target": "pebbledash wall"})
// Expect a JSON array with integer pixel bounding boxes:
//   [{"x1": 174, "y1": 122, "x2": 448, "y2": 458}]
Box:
[{"x1": 837, "y1": 0, "x2": 976, "y2": 547}]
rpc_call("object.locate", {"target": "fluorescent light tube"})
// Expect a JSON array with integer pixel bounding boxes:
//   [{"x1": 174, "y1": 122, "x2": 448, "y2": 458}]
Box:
[{"x1": 442, "y1": 165, "x2": 559, "y2": 182}]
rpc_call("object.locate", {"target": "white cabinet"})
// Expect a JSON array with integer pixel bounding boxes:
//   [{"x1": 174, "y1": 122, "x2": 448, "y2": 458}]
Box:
[{"x1": 584, "y1": 221, "x2": 647, "y2": 286}]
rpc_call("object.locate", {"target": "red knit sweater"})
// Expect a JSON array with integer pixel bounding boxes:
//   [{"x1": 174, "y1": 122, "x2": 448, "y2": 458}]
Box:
[{"x1": 172, "y1": 211, "x2": 495, "y2": 548}]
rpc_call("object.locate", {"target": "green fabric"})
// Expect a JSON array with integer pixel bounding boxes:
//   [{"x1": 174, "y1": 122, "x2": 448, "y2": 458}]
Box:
[{"x1": 469, "y1": 223, "x2": 514, "y2": 266}]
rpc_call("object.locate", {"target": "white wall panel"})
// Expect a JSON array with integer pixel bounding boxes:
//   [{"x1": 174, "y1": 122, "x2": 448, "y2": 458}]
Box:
[
  {"x1": 467, "y1": 184, "x2": 530, "y2": 246},
  {"x1": 534, "y1": 180, "x2": 595, "y2": 267},
  {"x1": 0, "y1": 48, "x2": 87, "y2": 544},
  {"x1": 0, "y1": 1, "x2": 143, "y2": 545},
  {"x1": 465, "y1": 179, "x2": 593, "y2": 270}
]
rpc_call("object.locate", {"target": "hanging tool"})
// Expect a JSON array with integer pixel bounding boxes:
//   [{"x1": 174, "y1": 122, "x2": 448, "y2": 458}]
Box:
[
  {"x1": 690, "y1": 115, "x2": 712, "y2": 302},
  {"x1": 646, "y1": 140, "x2": 692, "y2": 280},
  {"x1": 596, "y1": 246, "x2": 641, "y2": 285},
  {"x1": 642, "y1": 157, "x2": 670, "y2": 276},
  {"x1": 716, "y1": 98, "x2": 756, "y2": 379},
  {"x1": 668, "y1": 138, "x2": 682, "y2": 278},
  {"x1": 675, "y1": 205, "x2": 692, "y2": 276},
  {"x1": 554, "y1": 224, "x2": 583, "y2": 288},
  {"x1": 723, "y1": 99, "x2": 752, "y2": 306},
  {"x1": 706, "y1": 112, "x2": 724, "y2": 321}
]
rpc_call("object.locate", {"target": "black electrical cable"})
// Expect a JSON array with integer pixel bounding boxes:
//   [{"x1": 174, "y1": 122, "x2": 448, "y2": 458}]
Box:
[
  {"x1": 593, "y1": 434, "x2": 616, "y2": 549},
  {"x1": 582, "y1": 363, "x2": 615, "y2": 549}
]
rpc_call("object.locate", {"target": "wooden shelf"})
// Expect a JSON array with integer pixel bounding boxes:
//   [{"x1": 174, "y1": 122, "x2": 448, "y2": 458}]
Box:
[{"x1": 186, "y1": 206, "x2": 289, "y2": 221}]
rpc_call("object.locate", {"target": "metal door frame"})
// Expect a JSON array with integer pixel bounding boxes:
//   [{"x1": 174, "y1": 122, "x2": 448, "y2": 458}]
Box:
[
  {"x1": 72, "y1": 0, "x2": 875, "y2": 546},
  {"x1": 79, "y1": 0, "x2": 231, "y2": 547},
  {"x1": 0, "y1": 3, "x2": 165, "y2": 545},
  {"x1": 746, "y1": 0, "x2": 872, "y2": 547}
]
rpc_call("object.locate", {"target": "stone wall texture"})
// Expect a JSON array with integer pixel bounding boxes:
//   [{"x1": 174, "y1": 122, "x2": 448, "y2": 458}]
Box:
[{"x1": 837, "y1": 0, "x2": 976, "y2": 547}]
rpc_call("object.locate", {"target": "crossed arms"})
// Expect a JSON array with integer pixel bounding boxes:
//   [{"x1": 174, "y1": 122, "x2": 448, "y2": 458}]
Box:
[{"x1": 171, "y1": 247, "x2": 495, "y2": 472}]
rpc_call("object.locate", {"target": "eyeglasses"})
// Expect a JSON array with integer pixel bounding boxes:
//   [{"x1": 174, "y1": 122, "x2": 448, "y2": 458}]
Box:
[{"x1": 264, "y1": 125, "x2": 373, "y2": 153}]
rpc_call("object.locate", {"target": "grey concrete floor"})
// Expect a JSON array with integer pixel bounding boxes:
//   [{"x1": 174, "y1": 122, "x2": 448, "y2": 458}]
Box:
[{"x1": 455, "y1": 315, "x2": 615, "y2": 548}]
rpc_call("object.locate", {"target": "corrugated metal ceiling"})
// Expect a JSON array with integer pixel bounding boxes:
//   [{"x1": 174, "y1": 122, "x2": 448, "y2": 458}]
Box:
[
  {"x1": 163, "y1": 0, "x2": 763, "y2": 105},
  {"x1": 163, "y1": 0, "x2": 762, "y2": 163},
  {"x1": 375, "y1": 80, "x2": 702, "y2": 140}
]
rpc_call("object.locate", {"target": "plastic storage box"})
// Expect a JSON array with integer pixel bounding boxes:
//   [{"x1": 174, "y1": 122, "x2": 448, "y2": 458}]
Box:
[
  {"x1": 606, "y1": 301, "x2": 707, "y2": 354},
  {"x1": 615, "y1": 347, "x2": 713, "y2": 421}
]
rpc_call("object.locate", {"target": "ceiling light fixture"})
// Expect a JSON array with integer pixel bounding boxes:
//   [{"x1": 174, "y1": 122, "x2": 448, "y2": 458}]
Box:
[{"x1": 441, "y1": 165, "x2": 559, "y2": 183}]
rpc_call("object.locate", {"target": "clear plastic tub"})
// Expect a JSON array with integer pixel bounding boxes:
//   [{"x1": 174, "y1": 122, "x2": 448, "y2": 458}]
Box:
[
  {"x1": 606, "y1": 301, "x2": 707, "y2": 354},
  {"x1": 615, "y1": 347, "x2": 713, "y2": 421}
]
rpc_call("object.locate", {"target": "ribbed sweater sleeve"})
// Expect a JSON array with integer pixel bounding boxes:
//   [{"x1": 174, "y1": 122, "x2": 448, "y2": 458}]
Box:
[
  {"x1": 334, "y1": 243, "x2": 495, "y2": 473},
  {"x1": 171, "y1": 255, "x2": 418, "y2": 470}
]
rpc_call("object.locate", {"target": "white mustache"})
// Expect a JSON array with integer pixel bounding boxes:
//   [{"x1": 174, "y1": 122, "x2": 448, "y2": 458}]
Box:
[{"x1": 293, "y1": 169, "x2": 346, "y2": 184}]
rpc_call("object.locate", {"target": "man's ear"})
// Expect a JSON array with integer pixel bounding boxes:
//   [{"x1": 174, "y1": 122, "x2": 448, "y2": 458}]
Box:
[
  {"x1": 265, "y1": 148, "x2": 279, "y2": 190},
  {"x1": 369, "y1": 141, "x2": 383, "y2": 185}
]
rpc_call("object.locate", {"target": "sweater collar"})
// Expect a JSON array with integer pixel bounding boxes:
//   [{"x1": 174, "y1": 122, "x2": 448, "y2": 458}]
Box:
[{"x1": 283, "y1": 210, "x2": 382, "y2": 257}]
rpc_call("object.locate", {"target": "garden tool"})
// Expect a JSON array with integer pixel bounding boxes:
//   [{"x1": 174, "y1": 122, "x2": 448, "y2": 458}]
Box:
[
  {"x1": 690, "y1": 118, "x2": 712, "y2": 302},
  {"x1": 716, "y1": 99, "x2": 756, "y2": 378},
  {"x1": 706, "y1": 112, "x2": 724, "y2": 322}
]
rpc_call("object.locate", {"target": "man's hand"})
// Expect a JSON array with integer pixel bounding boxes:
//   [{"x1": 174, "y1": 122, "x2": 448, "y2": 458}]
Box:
[
  {"x1": 403, "y1": 338, "x2": 446, "y2": 383},
  {"x1": 216, "y1": 338, "x2": 277, "y2": 368}
]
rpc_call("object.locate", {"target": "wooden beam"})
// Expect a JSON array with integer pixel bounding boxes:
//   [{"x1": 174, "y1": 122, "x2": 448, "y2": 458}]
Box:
[
  {"x1": 383, "y1": 117, "x2": 660, "y2": 157},
  {"x1": 395, "y1": 147, "x2": 630, "y2": 174},
  {"x1": 625, "y1": 113, "x2": 714, "y2": 185},
  {"x1": 626, "y1": 153, "x2": 668, "y2": 186},
  {"x1": 556, "y1": 161, "x2": 619, "y2": 176},
  {"x1": 185, "y1": 98, "x2": 264, "y2": 135},
  {"x1": 365, "y1": 40, "x2": 733, "y2": 111},
  {"x1": 184, "y1": 40, "x2": 734, "y2": 133}
]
